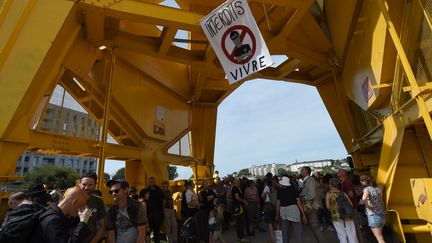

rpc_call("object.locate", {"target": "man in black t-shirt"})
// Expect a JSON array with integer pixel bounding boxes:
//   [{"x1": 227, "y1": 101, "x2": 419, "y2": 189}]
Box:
[
  {"x1": 231, "y1": 179, "x2": 249, "y2": 242},
  {"x1": 145, "y1": 177, "x2": 165, "y2": 243}
]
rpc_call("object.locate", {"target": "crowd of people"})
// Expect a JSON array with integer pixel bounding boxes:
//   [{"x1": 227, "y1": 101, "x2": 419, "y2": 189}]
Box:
[{"x1": 0, "y1": 167, "x2": 387, "y2": 243}]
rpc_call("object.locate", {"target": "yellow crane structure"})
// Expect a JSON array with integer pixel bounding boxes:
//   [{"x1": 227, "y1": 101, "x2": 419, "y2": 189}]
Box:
[{"x1": 1, "y1": 0, "x2": 432, "y2": 241}]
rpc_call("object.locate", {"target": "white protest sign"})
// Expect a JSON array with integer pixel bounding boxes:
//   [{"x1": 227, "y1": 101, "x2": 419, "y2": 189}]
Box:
[{"x1": 200, "y1": 0, "x2": 272, "y2": 84}]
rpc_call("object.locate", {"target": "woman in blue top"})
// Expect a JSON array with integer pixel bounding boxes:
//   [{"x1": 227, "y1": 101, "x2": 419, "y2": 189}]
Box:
[{"x1": 360, "y1": 175, "x2": 386, "y2": 243}]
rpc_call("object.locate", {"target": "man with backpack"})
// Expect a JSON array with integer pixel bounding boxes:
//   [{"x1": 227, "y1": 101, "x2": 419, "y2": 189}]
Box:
[
  {"x1": 300, "y1": 166, "x2": 324, "y2": 243},
  {"x1": 0, "y1": 192, "x2": 46, "y2": 243},
  {"x1": 31, "y1": 186, "x2": 93, "y2": 243},
  {"x1": 107, "y1": 179, "x2": 147, "y2": 243}
]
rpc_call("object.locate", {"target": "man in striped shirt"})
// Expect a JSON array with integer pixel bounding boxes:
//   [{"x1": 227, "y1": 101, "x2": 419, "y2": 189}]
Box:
[{"x1": 106, "y1": 179, "x2": 147, "y2": 243}]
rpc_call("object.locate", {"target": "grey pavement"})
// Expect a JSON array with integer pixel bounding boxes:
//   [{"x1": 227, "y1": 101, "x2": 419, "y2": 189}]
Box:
[{"x1": 222, "y1": 224, "x2": 340, "y2": 243}]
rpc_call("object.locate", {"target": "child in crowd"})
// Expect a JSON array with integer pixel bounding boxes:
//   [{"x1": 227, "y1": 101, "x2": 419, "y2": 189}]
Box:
[
  {"x1": 210, "y1": 204, "x2": 226, "y2": 243},
  {"x1": 209, "y1": 210, "x2": 217, "y2": 240}
]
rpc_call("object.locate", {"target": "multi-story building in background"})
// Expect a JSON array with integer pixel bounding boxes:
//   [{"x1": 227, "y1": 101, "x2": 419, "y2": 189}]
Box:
[
  {"x1": 16, "y1": 86, "x2": 100, "y2": 177},
  {"x1": 39, "y1": 103, "x2": 100, "y2": 138},
  {"x1": 16, "y1": 153, "x2": 97, "y2": 176},
  {"x1": 288, "y1": 159, "x2": 333, "y2": 172},
  {"x1": 247, "y1": 158, "x2": 350, "y2": 177},
  {"x1": 249, "y1": 163, "x2": 287, "y2": 177}
]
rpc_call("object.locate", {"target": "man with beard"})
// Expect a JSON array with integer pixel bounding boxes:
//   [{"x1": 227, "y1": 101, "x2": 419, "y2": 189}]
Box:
[
  {"x1": 106, "y1": 179, "x2": 146, "y2": 243},
  {"x1": 79, "y1": 172, "x2": 106, "y2": 243}
]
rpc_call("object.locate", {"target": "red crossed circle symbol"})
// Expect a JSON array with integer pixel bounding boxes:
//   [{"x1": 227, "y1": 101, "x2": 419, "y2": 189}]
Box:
[{"x1": 221, "y1": 25, "x2": 256, "y2": 64}]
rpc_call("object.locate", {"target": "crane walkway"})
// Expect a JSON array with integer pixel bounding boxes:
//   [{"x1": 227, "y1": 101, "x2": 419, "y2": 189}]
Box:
[{"x1": 222, "y1": 224, "x2": 339, "y2": 243}]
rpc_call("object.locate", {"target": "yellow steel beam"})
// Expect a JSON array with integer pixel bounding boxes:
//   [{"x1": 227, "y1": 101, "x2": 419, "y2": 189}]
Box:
[
  {"x1": 113, "y1": 32, "x2": 204, "y2": 65},
  {"x1": 115, "y1": 55, "x2": 190, "y2": 103},
  {"x1": 402, "y1": 83, "x2": 432, "y2": 93},
  {"x1": 274, "y1": 0, "x2": 314, "y2": 39},
  {"x1": 202, "y1": 79, "x2": 229, "y2": 91},
  {"x1": 177, "y1": 0, "x2": 304, "y2": 8},
  {"x1": 275, "y1": 58, "x2": 302, "y2": 78},
  {"x1": 82, "y1": 0, "x2": 203, "y2": 32},
  {"x1": 410, "y1": 178, "x2": 432, "y2": 223},
  {"x1": 0, "y1": 141, "x2": 28, "y2": 180},
  {"x1": 191, "y1": 106, "x2": 217, "y2": 175},
  {"x1": 81, "y1": 4, "x2": 105, "y2": 46},
  {"x1": 159, "y1": 27, "x2": 177, "y2": 54},
  {"x1": 0, "y1": 0, "x2": 13, "y2": 27},
  {"x1": 97, "y1": 48, "x2": 116, "y2": 190},
  {"x1": 316, "y1": 75, "x2": 357, "y2": 154},
  {"x1": 285, "y1": 38, "x2": 332, "y2": 70},
  {"x1": 0, "y1": 0, "x2": 36, "y2": 70},
  {"x1": 0, "y1": 0, "x2": 75, "y2": 138},
  {"x1": 376, "y1": 115, "x2": 405, "y2": 205},
  {"x1": 376, "y1": 0, "x2": 432, "y2": 144},
  {"x1": 26, "y1": 130, "x2": 194, "y2": 166}
]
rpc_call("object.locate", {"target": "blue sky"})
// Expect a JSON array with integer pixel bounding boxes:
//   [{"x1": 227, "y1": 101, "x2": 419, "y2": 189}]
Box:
[{"x1": 212, "y1": 79, "x2": 346, "y2": 177}]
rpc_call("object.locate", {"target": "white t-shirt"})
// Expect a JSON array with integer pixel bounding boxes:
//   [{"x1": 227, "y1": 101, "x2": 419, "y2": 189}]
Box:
[
  {"x1": 185, "y1": 189, "x2": 198, "y2": 207},
  {"x1": 263, "y1": 185, "x2": 271, "y2": 202}
]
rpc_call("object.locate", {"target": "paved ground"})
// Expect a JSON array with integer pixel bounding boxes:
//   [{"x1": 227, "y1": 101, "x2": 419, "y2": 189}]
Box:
[{"x1": 222, "y1": 224, "x2": 340, "y2": 243}]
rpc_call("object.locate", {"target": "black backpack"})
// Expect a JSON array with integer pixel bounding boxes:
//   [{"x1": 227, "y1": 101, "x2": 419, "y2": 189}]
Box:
[{"x1": 0, "y1": 203, "x2": 46, "y2": 243}]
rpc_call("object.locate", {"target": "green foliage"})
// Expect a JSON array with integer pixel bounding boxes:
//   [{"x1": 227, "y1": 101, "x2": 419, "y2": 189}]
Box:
[
  {"x1": 277, "y1": 168, "x2": 288, "y2": 176},
  {"x1": 112, "y1": 167, "x2": 125, "y2": 180},
  {"x1": 321, "y1": 168, "x2": 337, "y2": 175},
  {"x1": 238, "y1": 168, "x2": 251, "y2": 176},
  {"x1": 104, "y1": 172, "x2": 110, "y2": 182},
  {"x1": 278, "y1": 168, "x2": 299, "y2": 177},
  {"x1": 167, "y1": 165, "x2": 178, "y2": 180},
  {"x1": 24, "y1": 166, "x2": 80, "y2": 190}
]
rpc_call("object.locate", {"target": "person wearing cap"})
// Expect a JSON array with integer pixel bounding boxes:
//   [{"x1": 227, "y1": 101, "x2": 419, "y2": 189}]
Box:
[
  {"x1": 79, "y1": 172, "x2": 106, "y2": 243},
  {"x1": 129, "y1": 186, "x2": 139, "y2": 200},
  {"x1": 27, "y1": 183, "x2": 52, "y2": 206},
  {"x1": 276, "y1": 176, "x2": 307, "y2": 243},
  {"x1": 31, "y1": 186, "x2": 92, "y2": 243},
  {"x1": 106, "y1": 179, "x2": 147, "y2": 243},
  {"x1": 143, "y1": 177, "x2": 165, "y2": 243}
]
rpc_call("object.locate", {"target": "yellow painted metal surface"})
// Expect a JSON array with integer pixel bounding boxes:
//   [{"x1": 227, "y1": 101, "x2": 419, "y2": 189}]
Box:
[{"x1": 0, "y1": 0, "x2": 432, "y2": 240}]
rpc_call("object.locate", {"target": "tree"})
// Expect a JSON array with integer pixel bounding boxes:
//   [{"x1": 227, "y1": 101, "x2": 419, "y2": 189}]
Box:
[
  {"x1": 112, "y1": 167, "x2": 125, "y2": 180},
  {"x1": 237, "y1": 168, "x2": 251, "y2": 177},
  {"x1": 104, "y1": 172, "x2": 110, "y2": 182},
  {"x1": 277, "y1": 168, "x2": 289, "y2": 176},
  {"x1": 167, "y1": 165, "x2": 178, "y2": 180},
  {"x1": 25, "y1": 166, "x2": 80, "y2": 190}
]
